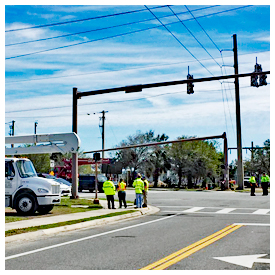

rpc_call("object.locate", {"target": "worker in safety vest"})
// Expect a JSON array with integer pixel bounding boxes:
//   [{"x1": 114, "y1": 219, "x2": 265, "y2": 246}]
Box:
[
  {"x1": 249, "y1": 174, "x2": 257, "y2": 196},
  {"x1": 103, "y1": 177, "x2": 116, "y2": 209},
  {"x1": 133, "y1": 173, "x2": 144, "y2": 208},
  {"x1": 261, "y1": 172, "x2": 270, "y2": 196},
  {"x1": 117, "y1": 178, "x2": 127, "y2": 208},
  {"x1": 142, "y1": 176, "x2": 149, "y2": 207}
]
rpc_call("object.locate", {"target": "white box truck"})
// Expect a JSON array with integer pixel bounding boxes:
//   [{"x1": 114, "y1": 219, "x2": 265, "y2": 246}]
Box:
[
  {"x1": 5, "y1": 133, "x2": 80, "y2": 215},
  {"x1": 5, "y1": 157, "x2": 61, "y2": 215}
]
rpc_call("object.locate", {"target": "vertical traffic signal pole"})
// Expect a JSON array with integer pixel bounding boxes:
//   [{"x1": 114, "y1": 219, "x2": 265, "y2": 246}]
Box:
[
  {"x1": 223, "y1": 132, "x2": 229, "y2": 189},
  {"x1": 71, "y1": 87, "x2": 79, "y2": 199},
  {"x1": 101, "y1": 110, "x2": 107, "y2": 159},
  {"x1": 233, "y1": 34, "x2": 244, "y2": 189}
]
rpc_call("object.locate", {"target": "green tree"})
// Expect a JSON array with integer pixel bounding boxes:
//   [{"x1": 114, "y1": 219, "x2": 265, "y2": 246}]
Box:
[
  {"x1": 115, "y1": 130, "x2": 169, "y2": 185},
  {"x1": 244, "y1": 139, "x2": 270, "y2": 175},
  {"x1": 24, "y1": 153, "x2": 51, "y2": 173},
  {"x1": 167, "y1": 136, "x2": 223, "y2": 188}
]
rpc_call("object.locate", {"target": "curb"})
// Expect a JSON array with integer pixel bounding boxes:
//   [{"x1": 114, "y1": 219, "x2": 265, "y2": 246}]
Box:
[{"x1": 5, "y1": 206, "x2": 159, "y2": 244}]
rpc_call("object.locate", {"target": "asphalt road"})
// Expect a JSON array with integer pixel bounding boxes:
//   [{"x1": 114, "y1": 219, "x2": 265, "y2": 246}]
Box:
[{"x1": 5, "y1": 189, "x2": 270, "y2": 270}]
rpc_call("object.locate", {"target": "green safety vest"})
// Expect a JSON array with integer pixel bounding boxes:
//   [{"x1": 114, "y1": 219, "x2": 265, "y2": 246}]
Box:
[
  {"x1": 103, "y1": 180, "x2": 116, "y2": 195},
  {"x1": 249, "y1": 176, "x2": 256, "y2": 183},
  {"x1": 133, "y1": 178, "x2": 144, "y2": 194},
  {"x1": 261, "y1": 175, "x2": 270, "y2": 183}
]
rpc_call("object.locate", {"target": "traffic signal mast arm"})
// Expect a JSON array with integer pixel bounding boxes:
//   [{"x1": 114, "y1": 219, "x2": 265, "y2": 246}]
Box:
[{"x1": 75, "y1": 71, "x2": 269, "y2": 98}]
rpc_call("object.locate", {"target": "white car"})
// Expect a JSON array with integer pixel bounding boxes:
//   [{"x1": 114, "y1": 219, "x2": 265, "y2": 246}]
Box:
[{"x1": 38, "y1": 173, "x2": 71, "y2": 196}]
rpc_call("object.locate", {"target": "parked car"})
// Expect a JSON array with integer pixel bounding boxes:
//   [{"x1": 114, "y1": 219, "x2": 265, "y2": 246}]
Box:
[
  {"x1": 38, "y1": 173, "x2": 71, "y2": 196},
  {"x1": 78, "y1": 174, "x2": 107, "y2": 193}
]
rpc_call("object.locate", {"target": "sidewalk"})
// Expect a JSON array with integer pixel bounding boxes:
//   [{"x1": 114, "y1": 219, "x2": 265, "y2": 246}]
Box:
[{"x1": 5, "y1": 200, "x2": 159, "y2": 244}]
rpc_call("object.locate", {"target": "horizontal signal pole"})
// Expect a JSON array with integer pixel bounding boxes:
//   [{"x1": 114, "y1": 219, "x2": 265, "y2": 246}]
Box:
[
  {"x1": 76, "y1": 71, "x2": 270, "y2": 98},
  {"x1": 84, "y1": 133, "x2": 226, "y2": 154}
]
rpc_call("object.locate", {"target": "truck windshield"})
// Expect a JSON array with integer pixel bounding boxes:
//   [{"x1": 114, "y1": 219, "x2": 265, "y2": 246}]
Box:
[{"x1": 16, "y1": 160, "x2": 37, "y2": 178}]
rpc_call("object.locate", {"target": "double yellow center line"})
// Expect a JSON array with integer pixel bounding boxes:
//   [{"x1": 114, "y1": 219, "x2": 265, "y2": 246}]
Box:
[{"x1": 140, "y1": 224, "x2": 243, "y2": 270}]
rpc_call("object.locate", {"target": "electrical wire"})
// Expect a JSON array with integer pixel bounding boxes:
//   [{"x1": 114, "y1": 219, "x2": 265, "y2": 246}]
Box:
[
  {"x1": 5, "y1": 49, "x2": 269, "y2": 85},
  {"x1": 185, "y1": 5, "x2": 221, "y2": 52},
  {"x1": 5, "y1": 5, "x2": 169, "y2": 32},
  {"x1": 167, "y1": 5, "x2": 221, "y2": 68},
  {"x1": 5, "y1": 84, "x2": 256, "y2": 117},
  {"x1": 183, "y1": 4, "x2": 235, "y2": 140},
  {"x1": 6, "y1": 5, "x2": 219, "y2": 47},
  {"x1": 5, "y1": 5, "x2": 252, "y2": 60},
  {"x1": 144, "y1": 5, "x2": 215, "y2": 77}
]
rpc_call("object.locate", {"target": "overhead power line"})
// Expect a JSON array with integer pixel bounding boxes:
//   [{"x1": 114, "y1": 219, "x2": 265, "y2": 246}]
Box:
[
  {"x1": 5, "y1": 5, "x2": 252, "y2": 60},
  {"x1": 144, "y1": 5, "x2": 215, "y2": 77},
  {"x1": 5, "y1": 49, "x2": 270, "y2": 85},
  {"x1": 5, "y1": 84, "x2": 256, "y2": 116},
  {"x1": 185, "y1": 5, "x2": 221, "y2": 52},
  {"x1": 6, "y1": 5, "x2": 219, "y2": 47},
  {"x1": 167, "y1": 5, "x2": 221, "y2": 68},
  {"x1": 5, "y1": 5, "x2": 169, "y2": 32}
]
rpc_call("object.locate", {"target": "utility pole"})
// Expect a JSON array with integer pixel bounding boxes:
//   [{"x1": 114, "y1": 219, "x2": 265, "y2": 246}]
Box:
[
  {"x1": 71, "y1": 87, "x2": 79, "y2": 199},
  {"x1": 233, "y1": 34, "x2": 244, "y2": 189},
  {"x1": 99, "y1": 110, "x2": 108, "y2": 159}
]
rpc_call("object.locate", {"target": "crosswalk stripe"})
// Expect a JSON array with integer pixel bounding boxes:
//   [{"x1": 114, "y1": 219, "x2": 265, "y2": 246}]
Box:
[
  {"x1": 252, "y1": 209, "x2": 270, "y2": 215},
  {"x1": 216, "y1": 208, "x2": 236, "y2": 213},
  {"x1": 181, "y1": 207, "x2": 205, "y2": 213}
]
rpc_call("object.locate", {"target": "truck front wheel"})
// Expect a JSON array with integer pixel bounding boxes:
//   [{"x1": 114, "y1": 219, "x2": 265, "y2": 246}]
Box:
[
  {"x1": 15, "y1": 193, "x2": 37, "y2": 215},
  {"x1": 37, "y1": 205, "x2": 54, "y2": 214}
]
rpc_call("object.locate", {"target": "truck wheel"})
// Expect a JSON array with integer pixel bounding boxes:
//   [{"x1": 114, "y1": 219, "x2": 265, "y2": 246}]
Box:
[
  {"x1": 37, "y1": 205, "x2": 54, "y2": 214},
  {"x1": 15, "y1": 193, "x2": 37, "y2": 215}
]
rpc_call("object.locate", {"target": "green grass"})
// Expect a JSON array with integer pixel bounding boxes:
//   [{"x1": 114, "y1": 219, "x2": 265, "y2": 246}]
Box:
[
  {"x1": 5, "y1": 210, "x2": 137, "y2": 237},
  {"x1": 5, "y1": 198, "x2": 103, "y2": 223}
]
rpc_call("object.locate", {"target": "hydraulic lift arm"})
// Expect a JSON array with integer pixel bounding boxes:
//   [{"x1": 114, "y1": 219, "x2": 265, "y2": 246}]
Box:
[{"x1": 5, "y1": 132, "x2": 81, "y2": 155}]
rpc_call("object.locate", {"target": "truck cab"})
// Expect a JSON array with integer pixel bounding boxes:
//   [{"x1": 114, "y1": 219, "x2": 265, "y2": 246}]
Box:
[{"x1": 5, "y1": 157, "x2": 61, "y2": 215}]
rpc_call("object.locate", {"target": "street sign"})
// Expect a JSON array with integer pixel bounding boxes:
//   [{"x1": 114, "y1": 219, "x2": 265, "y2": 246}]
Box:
[{"x1": 50, "y1": 160, "x2": 55, "y2": 168}]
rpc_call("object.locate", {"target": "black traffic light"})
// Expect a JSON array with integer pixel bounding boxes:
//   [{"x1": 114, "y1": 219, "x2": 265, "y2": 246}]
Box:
[
  {"x1": 251, "y1": 74, "x2": 258, "y2": 87},
  {"x1": 187, "y1": 74, "x2": 194, "y2": 94},
  {"x1": 93, "y1": 152, "x2": 101, "y2": 162},
  {"x1": 259, "y1": 74, "x2": 267, "y2": 86},
  {"x1": 255, "y1": 63, "x2": 262, "y2": 73}
]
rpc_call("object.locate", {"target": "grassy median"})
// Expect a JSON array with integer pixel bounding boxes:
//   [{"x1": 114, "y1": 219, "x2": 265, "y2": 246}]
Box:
[
  {"x1": 5, "y1": 198, "x2": 103, "y2": 223},
  {"x1": 5, "y1": 210, "x2": 137, "y2": 237}
]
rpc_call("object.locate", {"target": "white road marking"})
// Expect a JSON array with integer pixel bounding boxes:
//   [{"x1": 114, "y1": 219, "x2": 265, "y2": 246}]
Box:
[
  {"x1": 252, "y1": 209, "x2": 270, "y2": 215},
  {"x1": 216, "y1": 208, "x2": 236, "y2": 213},
  {"x1": 181, "y1": 207, "x2": 205, "y2": 213},
  {"x1": 163, "y1": 211, "x2": 270, "y2": 216},
  {"x1": 6, "y1": 213, "x2": 179, "y2": 261},
  {"x1": 213, "y1": 254, "x2": 270, "y2": 268},
  {"x1": 233, "y1": 223, "x2": 270, "y2": 226}
]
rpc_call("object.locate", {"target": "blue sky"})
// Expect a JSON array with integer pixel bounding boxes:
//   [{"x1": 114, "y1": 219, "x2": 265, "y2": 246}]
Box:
[{"x1": 4, "y1": 2, "x2": 270, "y2": 164}]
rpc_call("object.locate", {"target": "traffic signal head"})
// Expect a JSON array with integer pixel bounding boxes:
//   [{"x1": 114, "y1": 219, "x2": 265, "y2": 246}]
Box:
[
  {"x1": 255, "y1": 63, "x2": 262, "y2": 73},
  {"x1": 187, "y1": 74, "x2": 194, "y2": 94},
  {"x1": 251, "y1": 75, "x2": 258, "y2": 87},
  {"x1": 93, "y1": 152, "x2": 101, "y2": 162},
  {"x1": 259, "y1": 74, "x2": 267, "y2": 86}
]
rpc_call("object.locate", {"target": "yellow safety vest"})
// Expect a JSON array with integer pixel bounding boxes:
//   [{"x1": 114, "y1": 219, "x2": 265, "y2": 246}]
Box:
[
  {"x1": 118, "y1": 181, "x2": 126, "y2": 191},
  {"x1": 261, "y1": 175, "x2": 270, "y2": 183},
  {"x1": 144, "y1": 179, "x2": 149, "y2": 191},
  {"x1": 133, "y1": 178, "x2": 144, "y2": 194},
  {"x1": 103, "y1": 180, "x2": 116, "y2": 195},
  {"x1": 249, "y1": 176, "x2": 256, "y2": 183}
]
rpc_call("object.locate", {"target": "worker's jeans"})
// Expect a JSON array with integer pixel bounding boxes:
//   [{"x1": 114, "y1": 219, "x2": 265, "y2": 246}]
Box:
[{"x1": 136, "y1": 193, "x2": 143, "y2": 208}]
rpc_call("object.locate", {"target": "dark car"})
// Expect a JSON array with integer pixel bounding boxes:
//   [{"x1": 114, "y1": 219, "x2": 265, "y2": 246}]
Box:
[{"x1": 78, "y1": 174, "x2": 107, "y2": 193}]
